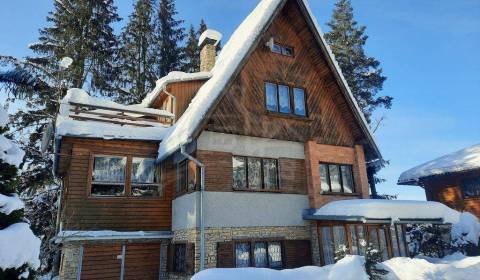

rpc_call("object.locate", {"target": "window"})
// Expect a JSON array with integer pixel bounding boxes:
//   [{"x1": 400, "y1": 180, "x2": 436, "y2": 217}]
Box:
[
  {"x1": 319, "y1": 163, "x2": 355, "y2": 194},
  {"x1": 462, "y1": 176, "x2": 480, "y2": 197},
  {"x1": 320, "y1": 226, "x2": 335, "y2": 265},
  {"x1": 270, "y1": 42, "x2": 294, "y2": 57},
  {"x1": 264, "y1": 82, "x2": 307, "y2": 117},
  {"x1": 173, "y1": 244, "x2": 186, "y2": 273},
  {"x1": 177, "y1": 160, "x2": 198, "y2": 193},
  {"x1": 235, "y1": 241, "x2": 283, "y2": 268},
  {"x1": 232, "y1": 156, "x2": 278, "y2": 190},
  {"x1": 131, "y1": 157, "x2": 160, "y2": 197},
  {"x1": 91, "y1": 156, "x2": 126, "y2": 196}
]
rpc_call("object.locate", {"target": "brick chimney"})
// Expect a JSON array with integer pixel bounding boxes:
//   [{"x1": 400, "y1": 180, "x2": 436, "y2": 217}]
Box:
[{"x1": 198, "y1": 29, "x2": 222, "y2": 72}]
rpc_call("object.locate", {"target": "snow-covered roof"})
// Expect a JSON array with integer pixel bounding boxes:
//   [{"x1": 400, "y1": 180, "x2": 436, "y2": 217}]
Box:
[
  {"x1": 198, "y1": 29, "x2": 223, "y2": 47},
  {"x1": 141, "y1": 71, "x2": 212, "y2": 107},
  {"x1": 56, "y1": 88, "x2": 172, "y2": 141},
  {"x1": 398, "y1": 143, "x2": 480, "y2": 185},
  {"x1": 154, "y1": 0, "x2": 381, "y2": 161},
  {"x1": 306, "y1": 199, "x2": 462, "y2": 224},
  {"x1": 55, "y1": 230, "x2": 173, "y2": 242}
]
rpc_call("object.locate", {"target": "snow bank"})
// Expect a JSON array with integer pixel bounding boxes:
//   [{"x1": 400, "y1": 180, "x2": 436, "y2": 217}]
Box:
[
  {"x1": 451, "y1": 212, "x2": 480, "y2": 245},
  {"x1": 0, "y1": 193, "x2": 25, "y2": 215},
  {"x1": 398, "y1": 143, "x2": 480, "y2": 184},
  {"x1": 381, "y1": 254, "x2": 480, "y2": 280},
  {"x1": 56, "y1": 88, "x2": 172, "y2": 141},
  {"x1": 0, "y1": 107, "x2": 25, "y2": 167},
  {"x1": 192, "y1": 255, "x2": 367, "y2": 280},
  {"x1": 0, "y1": 223, "x2": 41, "y2": 271}
]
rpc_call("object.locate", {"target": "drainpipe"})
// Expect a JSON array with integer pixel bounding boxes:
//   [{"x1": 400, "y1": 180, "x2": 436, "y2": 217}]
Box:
[
  {"x1": 162, "y1": 86, "x2": 176, "y2": 124},
  {"x1": 180, "y1": 145, "x2": 205, "y2": 271}
]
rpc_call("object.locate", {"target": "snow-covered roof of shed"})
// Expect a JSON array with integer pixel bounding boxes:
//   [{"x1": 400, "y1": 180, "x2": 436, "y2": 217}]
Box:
[
  {"x1": 398, "y1": 143, "x2": 480, "y2": 185},
  {"x1": 56, "y1": 88, "x2": 172, "y2": 141},
  {"x1": 308, "y1": 199, "x2": 461, "y2": 224},
  {"x1": 141, "y1": 71, "x2": 212, "y2": 107},
  {"x1": 155, "y1": 0, "x2": 381, "y2": 161}
]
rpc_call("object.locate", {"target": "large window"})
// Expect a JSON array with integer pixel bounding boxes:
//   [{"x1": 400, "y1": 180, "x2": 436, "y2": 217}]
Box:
[
  {"x1": 319, "y1": 163, "x2": 355, "y2": 194},
  {"x1": 265, "y1": 82, "x2": 306, "y2": 117},
  {"x1": 235, "y1": 241, "x2": 283, "y2": 268},
  {"x1": 462, "y1": 176, "x2": 480, "y2": 197},
  {"x1": 91, "y1": 155, "x2": 161, "y2": 197},
  {"x1": 232, "y1": 156, "x2": 278, "y2": 190}
]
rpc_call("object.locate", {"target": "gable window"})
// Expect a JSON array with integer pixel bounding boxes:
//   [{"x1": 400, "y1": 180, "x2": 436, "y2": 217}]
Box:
[
  {"x1": 235, "y1": 240, "x2": 283, "y2": 268},
  {"x1": 264, "y1": 82, "x2": 307, "y2": 117},
  {"x1": 319, "y1": 163, "x2": 355, "y2": 194},
  {"x1": 131, "y1": 157, "x2": 161, "y2": 197},
  {"x1": 462, "y1": 176, "x2": 480, "y2": 198},
  {"x1": 232, "y1": 156, "x2": 278, "y2": 190},
  {"x1": 271, "y1": 42, "x2": 294, "y2": 57},
  {"x1": 91, "y1": 156, "x2": 127, "y2": 196},
  {"x1": 90, "y1": 155, "x2": 162, "y2": 198},
  {"x1": 177, "y1": 160, "x2": 198, "y2": 194}
]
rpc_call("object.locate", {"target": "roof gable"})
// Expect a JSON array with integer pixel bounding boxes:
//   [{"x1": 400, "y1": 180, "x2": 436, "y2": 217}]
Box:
[{"x1": 157, "y1": 0, "x2": 381, "y2": 161}]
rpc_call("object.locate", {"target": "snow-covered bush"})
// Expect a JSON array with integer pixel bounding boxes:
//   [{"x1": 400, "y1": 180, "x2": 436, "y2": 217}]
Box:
[
  {"x1": 0, "y1": 106, "x2": 41, "y2": 279},
  {"x1": 451, "y1": 212, "x2": 480, "y2": 256},
  {"x1": 364, "y1": 245, "x2": 388, "y2": 280},
  {"x1": 406, "y1": 224, "x2": 451, "y2": 258}
]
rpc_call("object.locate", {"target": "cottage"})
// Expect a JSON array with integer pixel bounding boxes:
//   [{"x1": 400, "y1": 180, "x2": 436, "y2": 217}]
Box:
[
  {"x1": 53, "y1": 0, "x2": 432, "y2": 279},
  {"x1": 398, "y1": 144, "x2": 480, "y2": 218}
]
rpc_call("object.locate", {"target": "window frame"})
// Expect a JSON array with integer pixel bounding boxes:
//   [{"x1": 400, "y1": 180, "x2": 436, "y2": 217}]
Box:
[
  {"x1": 270, "y1": 42, "x2": 295, "y2": 57},
  {"x1": 172, "y1": 243, "x2": 187, "y2": 273},
  {"x1": 176, "y1": 159, "x2": 199, "y2": 196},
  {"x1": 319, "y1": 162, "x2": 356, "y2": 194},
  {"x1": 264, "y1": 82, "x2": 308, "y2": 118},
  {"x1": 90, "y1": 154, "x2": 127, "y2": 197},
  {"x1": 88, "y1": 153, "x2": 162, "y2": 199},
  {"x1": 130, "y1": 156, "x2": 162, "y2": 197},
  {"x1": 232, "y1": 156, "x2": 279, "y2": 191},
  {"x1": 233, "y1": 239, "x2": 285, "y2": 269}
]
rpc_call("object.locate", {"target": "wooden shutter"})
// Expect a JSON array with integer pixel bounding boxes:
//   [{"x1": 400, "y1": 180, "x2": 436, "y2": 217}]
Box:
[
  {"x1": 284, "y1": 240, "x2": 312, "y2": 268},
  {"x1": 186, "y1": 242, "x2": 196, "y2": 274},
  {"x1": 167, "y1": 243, "x2": 174, "y2": 272},
  {"x1": 216, "y1": 241, "x2": 234, "y2": 268}
]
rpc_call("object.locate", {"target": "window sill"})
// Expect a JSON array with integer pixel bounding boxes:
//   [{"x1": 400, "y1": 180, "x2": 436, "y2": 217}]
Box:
[
  {"x1": 265, "y1": 111, "x2": 311, "y2": 122},
  {"x1": 233, "y1": 188, "x2": 282, "y2": 193},
  {"x1": 320, "y1": 192, "x2": 360, "y2": 197}
]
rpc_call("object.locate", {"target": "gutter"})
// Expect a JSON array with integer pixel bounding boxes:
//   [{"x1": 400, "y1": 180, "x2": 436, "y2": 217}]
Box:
[{"x1": 180, "y1": 145, "x2": 206, "y2": 271}]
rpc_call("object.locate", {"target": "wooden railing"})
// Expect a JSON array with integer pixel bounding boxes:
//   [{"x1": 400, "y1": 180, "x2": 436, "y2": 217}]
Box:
[{"x1": 69, "y1": 101, "x2": 174, "y2": 127}]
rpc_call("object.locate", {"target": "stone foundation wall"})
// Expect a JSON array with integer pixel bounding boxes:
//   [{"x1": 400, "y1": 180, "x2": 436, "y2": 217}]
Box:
[
  {"x1": 172, "y1": 225, "x2": 312, "y2": 275},
  {"x1": 59, "y1": 243, "x2": 81, "y2": 280}
]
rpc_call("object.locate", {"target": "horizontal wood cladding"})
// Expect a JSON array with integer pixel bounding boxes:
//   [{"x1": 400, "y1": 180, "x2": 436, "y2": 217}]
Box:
[
  {"x1": 60, "y1": 137, "x2": 173, "y2": 231},
  {"x1": 423, "y1": 170, "x2": 480, "y2": 218},
  {"x1": 124, "y1": 243, "x2": 161, "y2": 280},
  {"x1": 206, "y1": 0, "x2": 363, "y2": 148},
  {"x1": 81, "y1": 244, "x2": 122, "y2": 280},
  {"x1": 196, "y1": 150, "x2": 307, "y2": 194}
]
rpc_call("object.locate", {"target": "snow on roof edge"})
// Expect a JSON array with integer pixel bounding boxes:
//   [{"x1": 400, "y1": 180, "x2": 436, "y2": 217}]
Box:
[{"x1": 398, "y1": 143, "x2": 480, "y2": 185}]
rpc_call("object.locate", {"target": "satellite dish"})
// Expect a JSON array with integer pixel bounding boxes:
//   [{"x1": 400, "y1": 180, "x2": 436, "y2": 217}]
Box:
[{"x1": 41, "y1": 122, "x2": 54, "y2": 155}]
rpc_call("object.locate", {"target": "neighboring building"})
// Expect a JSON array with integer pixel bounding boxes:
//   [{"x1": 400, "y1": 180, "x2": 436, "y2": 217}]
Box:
[
  {"x1": 398, "y1": 144, "x2": 480, "y2": 218},
  {"x1": 53, "y1": 0, "x2": 441, "y2": 279}
]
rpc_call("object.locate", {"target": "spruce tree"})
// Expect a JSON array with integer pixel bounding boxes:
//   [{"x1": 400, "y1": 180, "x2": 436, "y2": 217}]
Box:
[
  {"x1": 0, "y1": 107, "x2": 40, "y2": 280},
  {"x1": 325, "y1": 0, "x2": 392, "y2": 123},
  {"x1": 116, "y1": 0, "x2": 157, "y2": 104},
  {"x1": 153, "y1": 0, "x2": 186, "y2": 77},
  {"x1": 183, "y1": 24, "x2": 200, "y2": 73}
]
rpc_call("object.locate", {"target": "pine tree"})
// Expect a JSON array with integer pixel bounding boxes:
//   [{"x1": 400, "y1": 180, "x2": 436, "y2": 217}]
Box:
[
  {"x1": 153, "y1": 0, "x2": 186, "y2": 77},
  {"x1": 0, "y1": 107, "x2": 40, "y2": 280},
  {"x1": 183, "y1": 25, "x2": 200, "y2": 73},
  {"x1": 325, "y1": 0, "x2": 392, "y2": 124},
  {"x1": 364, "y1": 245, "x2": 389, "y2": 280},
  {"x1": 115, "y1": 0, "x2": 157, "y2": 104}
]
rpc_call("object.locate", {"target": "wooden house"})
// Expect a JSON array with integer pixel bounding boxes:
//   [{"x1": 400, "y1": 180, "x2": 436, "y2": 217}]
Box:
[
  {"x1": 53, "y1": 0, "x2": 446, "y2": 279},
  {"x1": 398, "y1": 144, "x2": 480, "y2": 218}
]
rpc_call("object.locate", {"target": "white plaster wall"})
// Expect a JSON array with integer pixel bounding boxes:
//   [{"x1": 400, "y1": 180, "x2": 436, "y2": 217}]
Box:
[
  {"x1": 197, "y1": 131, "x2": 305, "y2": 159},
  {"x1": 172, "y1": 191, "x2": 309, "y2": 230}
]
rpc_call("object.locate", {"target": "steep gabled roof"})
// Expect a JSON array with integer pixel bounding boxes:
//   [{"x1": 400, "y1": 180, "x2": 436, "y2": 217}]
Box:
[
  {"x1": 156, "y1": 0, "x2": 381, "y2": 161},
  {"x1": 398, "y1": 143, "x2": 480, "y2": 185}
]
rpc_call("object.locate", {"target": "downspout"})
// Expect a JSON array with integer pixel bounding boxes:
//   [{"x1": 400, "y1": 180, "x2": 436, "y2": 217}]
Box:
[
  {"x1": 180, "y1": 145, "x2": 205, "y2": 271},
  {"x1": 162, "y1": 86, "x2": 176, "y2": 123}
]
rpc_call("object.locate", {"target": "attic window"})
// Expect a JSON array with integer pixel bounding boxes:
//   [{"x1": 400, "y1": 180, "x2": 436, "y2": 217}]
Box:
[{"x1": 271, "y1": 43, "x2": 294, "y2": 57}]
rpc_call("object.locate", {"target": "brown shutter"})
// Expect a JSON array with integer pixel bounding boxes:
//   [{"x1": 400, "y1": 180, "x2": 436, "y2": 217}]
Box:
[
  {"x1": 186, "y1": 242, "x2": 196, "y2": 275},
  {"x1": 216, "y1": 241, "x2": 234, "y2": 268},
  {"x1": 284, "y1": 240, "x2": 312, "y2": 268},
  {"x1": 167, "y1": 243, "x2": 174, "y2": 272}
]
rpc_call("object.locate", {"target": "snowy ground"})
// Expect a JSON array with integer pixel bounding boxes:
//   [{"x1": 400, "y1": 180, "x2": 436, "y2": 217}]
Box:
[{"x1": 192, "y1": 253, "x2": 480, "y2": 280}]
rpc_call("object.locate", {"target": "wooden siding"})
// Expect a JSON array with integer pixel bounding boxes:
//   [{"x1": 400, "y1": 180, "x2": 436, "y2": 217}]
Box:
[
  {"x1": 206, "y1": 0, "x2": 364, "y2": 149},
  {"x1": 81, "y1": 244, "x2": 122, "y2": 280},
  {"x1": 195, "y1": 150, "x2": 307, "y2": 194},
  {"x1": 60, "y1": 137, "x2": 174, "y2": 231},
  {"x1": 124, "y1": 243, "x2": 161, "y2": 280},
  {"x1": 423, "y1": 169, "x2": 480, "y2": 218},
  {"x1": 152, "y1": 80, "x2": 206, "y2": 120}
]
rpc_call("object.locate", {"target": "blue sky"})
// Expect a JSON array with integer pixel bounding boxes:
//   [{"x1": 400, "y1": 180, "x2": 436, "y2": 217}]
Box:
[{"x1": 1, "y1": 0, "x2": 479, "y2": 200}]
